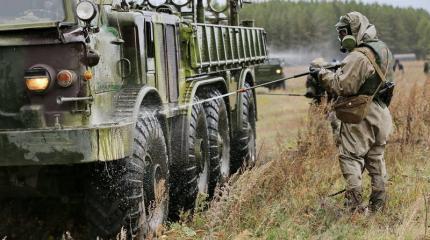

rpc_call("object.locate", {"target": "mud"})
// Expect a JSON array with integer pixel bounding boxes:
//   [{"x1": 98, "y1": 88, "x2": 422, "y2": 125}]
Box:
[{"x1": 0, "y1": 199, "x2": 87, "y2": 239}]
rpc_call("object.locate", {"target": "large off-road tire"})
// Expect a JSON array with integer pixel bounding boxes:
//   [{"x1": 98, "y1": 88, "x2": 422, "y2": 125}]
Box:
[
  {"x1": 169, "y1": 97, "x2": 210, "y2": 219},
  {"x1": 198, "y1": 88, "x2": 231, "y2": 196},
  {"x1": 85, "y1": 110, "x2": 169, "y2": 239},
  {"x1": 231, "y1": 82, "x2": 257, "y2": 173}
]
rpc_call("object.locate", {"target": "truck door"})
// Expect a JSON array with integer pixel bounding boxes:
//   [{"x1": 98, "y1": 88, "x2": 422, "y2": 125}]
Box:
[
  {"x1": 150, "y1": 21, "x2": 179, "y2": 103},
  {"x1": 153, "y1": 23, "x2": 168, "y2": 103},
  {"x1": 121, "y1": 23, "x2": 141, "y2": 84}
]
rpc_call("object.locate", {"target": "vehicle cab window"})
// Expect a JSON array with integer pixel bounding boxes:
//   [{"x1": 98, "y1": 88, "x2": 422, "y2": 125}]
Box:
[
  {"x1": 0, "y1": 0, "x2": 65, "y2": 25},
  {"x1": 145, "y1": 21, "x2": 156, "y2": 73}
]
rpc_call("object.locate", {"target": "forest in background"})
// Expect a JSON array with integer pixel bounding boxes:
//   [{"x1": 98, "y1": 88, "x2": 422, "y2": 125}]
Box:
[{"x1": 240, "y1": 0, "x2": 430, "y2": 63}]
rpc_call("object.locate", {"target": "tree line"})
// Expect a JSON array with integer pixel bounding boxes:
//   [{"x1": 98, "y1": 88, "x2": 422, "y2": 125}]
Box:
[{"x1": 240, "y1": 0, "x2": 430, "y2": 58}]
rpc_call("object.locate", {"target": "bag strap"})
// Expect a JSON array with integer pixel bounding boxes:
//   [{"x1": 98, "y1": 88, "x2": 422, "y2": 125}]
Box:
[{"x1": 355, "y1": 47, "x2": 391, "y2": 98}]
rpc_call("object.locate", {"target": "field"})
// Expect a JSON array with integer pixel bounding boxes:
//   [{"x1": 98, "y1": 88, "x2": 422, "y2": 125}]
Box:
[
  {"x1": 165, "y1": 61, "x2": 430, "y2": 239},
  {"x1": 1, "y1": 61, "x2": 428, "y2": 240}
]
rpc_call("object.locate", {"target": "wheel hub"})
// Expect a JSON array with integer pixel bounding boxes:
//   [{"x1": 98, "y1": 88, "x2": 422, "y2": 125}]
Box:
[
  {"x1": 195, "y1": 138, "x2": 208, "y2": 194},
  {"x1": 194, "y1": 138, "x2": 203, "y2": 164},
  {"x1": 217, "y1": 134, "x2": 224, "y2": 155},
  {"x1": 218, "y1": 133, "x2": 230, "y2": 178},
  {"x1": 144, "y1": 154, "x2": 167, "y2": 234},
  {"x1": 247, "y1": 124, "x2": 256, "y2": 164}
]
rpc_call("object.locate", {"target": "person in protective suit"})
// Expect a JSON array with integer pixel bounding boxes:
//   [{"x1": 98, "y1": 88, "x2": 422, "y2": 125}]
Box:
[{"x1": 309, "y1": 12, "x2": 394, "y2": 213}]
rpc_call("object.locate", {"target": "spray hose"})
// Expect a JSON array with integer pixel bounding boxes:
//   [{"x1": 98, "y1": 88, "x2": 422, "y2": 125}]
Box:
[{"x1": 159, "y1": 64, "x2": 341, "y2": 114}]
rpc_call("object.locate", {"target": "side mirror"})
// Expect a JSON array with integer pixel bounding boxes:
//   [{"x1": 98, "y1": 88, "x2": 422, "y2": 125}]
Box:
[{"x1": 76, "y1": 1, "x2": 98, "y2": 24}]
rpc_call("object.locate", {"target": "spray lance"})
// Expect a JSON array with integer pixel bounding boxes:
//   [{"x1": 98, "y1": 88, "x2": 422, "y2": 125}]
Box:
[
  {"x1": 158, "y1": 64, "x2": 342, "y2": 115},
  {"x1": 248, "y1": 63, "x2": 342, "y2": 97}
]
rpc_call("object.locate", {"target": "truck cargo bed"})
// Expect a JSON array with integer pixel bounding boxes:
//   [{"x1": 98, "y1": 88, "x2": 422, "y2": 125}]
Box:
[{"x1": 187, "y1": 23, "x2": 267, "y2": 75}]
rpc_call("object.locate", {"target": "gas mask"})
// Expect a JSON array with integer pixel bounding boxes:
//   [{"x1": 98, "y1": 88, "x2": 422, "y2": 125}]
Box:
[{"x1": 337, "y1": 26, "x2": 356, "y2": 52}]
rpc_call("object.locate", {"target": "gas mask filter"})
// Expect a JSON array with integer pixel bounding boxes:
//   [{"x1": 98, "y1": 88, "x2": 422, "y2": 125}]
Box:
[
  {"x1": 341, "y1": 35, "x2": 357, "y2": 51},
  {"x1": 337, "y1": 26, "x2": 356, "y2": 52}
]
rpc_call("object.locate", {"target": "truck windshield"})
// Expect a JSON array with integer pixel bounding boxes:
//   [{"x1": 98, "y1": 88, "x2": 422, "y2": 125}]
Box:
[{"x1": 0, "y1": 0, "x2": 65, "y2": 25}]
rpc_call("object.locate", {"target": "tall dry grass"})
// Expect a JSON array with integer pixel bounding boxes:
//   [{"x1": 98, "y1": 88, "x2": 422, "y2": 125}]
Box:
[{"x1": 165, "y1": 62, "x2": 430, "y2": 240}]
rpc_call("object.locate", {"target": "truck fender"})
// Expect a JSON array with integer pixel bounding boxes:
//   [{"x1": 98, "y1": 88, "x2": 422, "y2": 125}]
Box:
[
  {"x1": 181, "y1": 76, "x2": 228, "y2": 117},
  {"x1": 114, "y1": 85, "x2": 163, "y2": 122},
  {"x1": 113, "y1": 85, "x2": 169, "y2": 158}
]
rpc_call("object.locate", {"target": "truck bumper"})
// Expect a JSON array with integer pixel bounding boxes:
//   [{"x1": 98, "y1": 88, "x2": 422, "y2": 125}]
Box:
[{"x1": 0, "y1": 123, "x2": 134, "y2": 166}]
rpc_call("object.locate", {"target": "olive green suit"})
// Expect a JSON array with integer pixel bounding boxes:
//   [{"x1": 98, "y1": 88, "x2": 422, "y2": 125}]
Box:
[{"x1": 318, "y1": 12, "x2": 393, "y2": 210}]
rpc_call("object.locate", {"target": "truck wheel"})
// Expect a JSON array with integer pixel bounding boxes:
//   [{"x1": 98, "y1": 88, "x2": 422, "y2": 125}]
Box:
[
  {"x1": 198, "y1": 88, "x2": 231, "y2": 196},
  {"x1": 231, "y1": 82, "x2": 257, "y2": 173},
  {"x1": 169, "y1": 97, "x2": 210, "y2": 218},
  {"x1": 85, "y1": 111, "x2": 169, "y2": 239}
]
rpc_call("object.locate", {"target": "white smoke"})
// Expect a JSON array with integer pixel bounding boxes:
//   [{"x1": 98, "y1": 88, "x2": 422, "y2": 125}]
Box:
[{"x1": 268, "y1": 41, "x2": 346, "y2": 66}]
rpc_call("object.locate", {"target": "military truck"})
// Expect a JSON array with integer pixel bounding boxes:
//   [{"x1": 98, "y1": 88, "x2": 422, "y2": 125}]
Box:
[
  {"x1": 255, "y1": 58, "x2": 286, "y2": 90},
  {"x1": 0, "y1": 0, "x2": 266, "y2": 238}
]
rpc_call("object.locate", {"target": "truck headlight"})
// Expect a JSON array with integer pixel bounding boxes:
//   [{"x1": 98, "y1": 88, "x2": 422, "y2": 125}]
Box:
[
  {"x1": 25, "y1": 67, "x2": 51, "y2": 92},
  {"x1": 276, "y1": 69, "x2": 282, "y2": 74},
  {"x1": 76, "y1": 1, "x2": 97, "y2": 22}
]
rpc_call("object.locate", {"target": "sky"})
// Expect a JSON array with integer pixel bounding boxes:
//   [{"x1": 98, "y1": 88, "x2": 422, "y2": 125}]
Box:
[{"x1": 359, "y1": 0, "x2": 430, "y2": 13}]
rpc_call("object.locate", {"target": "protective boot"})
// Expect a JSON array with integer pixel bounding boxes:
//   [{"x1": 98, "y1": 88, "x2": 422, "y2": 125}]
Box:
[
  {"x1": 369, "y1": 190, "x2": 387, "y2": 213},
  {"x1": 344, "y1": 187, "x2": 365, "y2": 213}
]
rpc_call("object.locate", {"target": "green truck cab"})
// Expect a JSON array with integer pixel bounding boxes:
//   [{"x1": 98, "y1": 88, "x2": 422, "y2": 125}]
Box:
[
  {"x1": 0, "y1": 0, "x2": 266, "y2": 238},
  {"x1": 255, "y1": 57, "x2": 286, "y2": 90}
]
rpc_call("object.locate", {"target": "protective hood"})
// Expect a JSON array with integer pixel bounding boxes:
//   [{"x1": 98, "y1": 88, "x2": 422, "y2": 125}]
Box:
[{"x1": 339, "y1": 12, "x2": 378, "y2": 45}]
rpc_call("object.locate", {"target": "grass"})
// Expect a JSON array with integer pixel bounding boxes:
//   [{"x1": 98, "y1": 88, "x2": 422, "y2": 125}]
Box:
[
  {"x1": 163, "y1": 61, "x2": 430, "y2": 240},
  {"x1": 255, "y1": 65, "x2": 312, "y2": 161}
]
